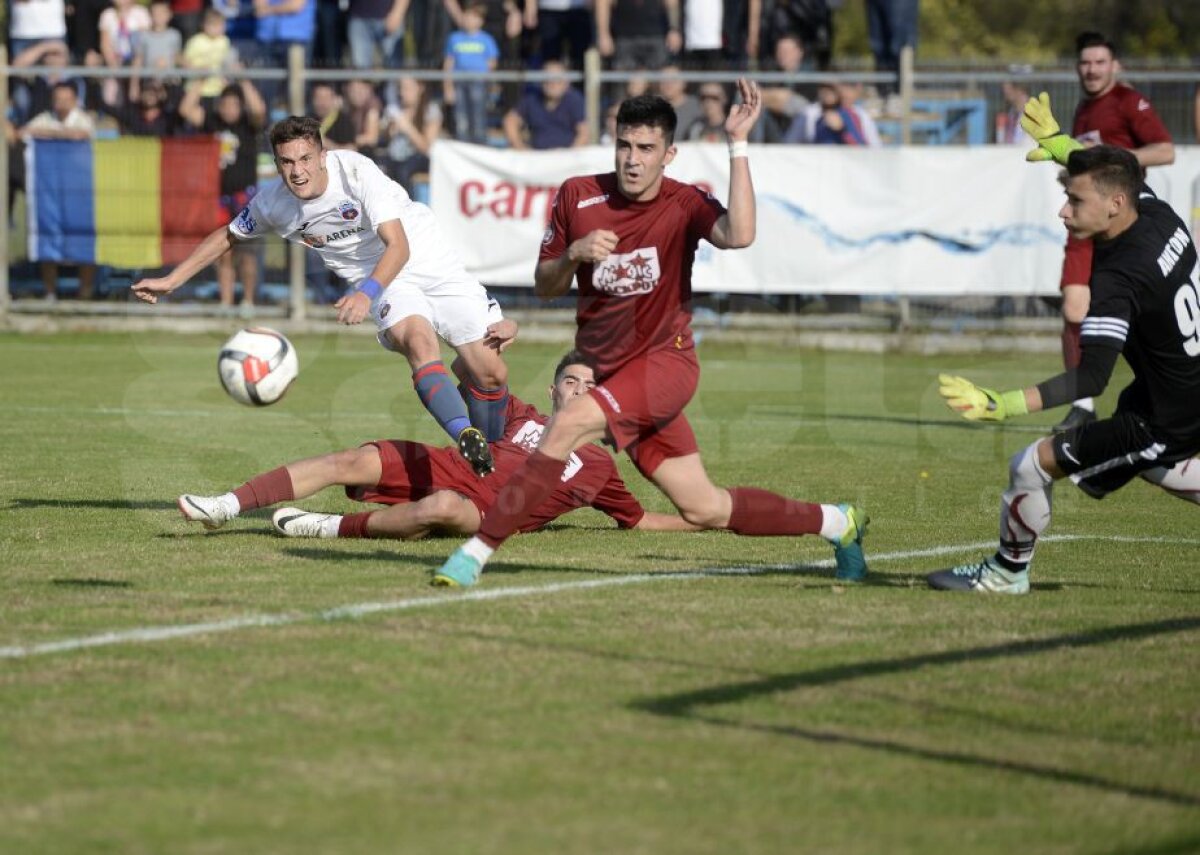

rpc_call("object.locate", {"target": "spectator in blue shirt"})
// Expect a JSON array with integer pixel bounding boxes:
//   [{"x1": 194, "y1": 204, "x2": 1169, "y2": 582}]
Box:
[
  {"x1": 443, "y1": 3, "x2": 500, "y2": 144},
  {"x1": 502, "y1": 59, "x2": 587, "y2": 149},
  {"x1": 254, "y1": 0, "x2": 315, "y2": 107}
]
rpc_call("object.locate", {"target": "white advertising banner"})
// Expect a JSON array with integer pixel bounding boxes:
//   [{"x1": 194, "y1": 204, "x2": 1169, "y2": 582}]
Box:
[{"x1": 430, "y1": 141, "x2": 1200, "y2": 296}]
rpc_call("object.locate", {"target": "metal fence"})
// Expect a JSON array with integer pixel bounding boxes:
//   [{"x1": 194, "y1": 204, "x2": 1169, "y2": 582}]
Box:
[{"x1": 3, "y1": 46, "x2": 1197, "y2": 327}]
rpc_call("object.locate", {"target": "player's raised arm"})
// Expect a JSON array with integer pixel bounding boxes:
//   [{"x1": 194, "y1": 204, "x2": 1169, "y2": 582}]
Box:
[
  {"x1": 131, "y1": 224, "x2": 239, "y2": 303},
  {"x1": 708, "y1": 77, "x2": 760, "y2": 250}
]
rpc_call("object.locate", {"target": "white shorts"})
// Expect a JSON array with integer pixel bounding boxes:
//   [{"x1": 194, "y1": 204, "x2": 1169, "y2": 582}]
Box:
[{"x1": 373, "y1": 271, "x2": 500, "y2": 351}]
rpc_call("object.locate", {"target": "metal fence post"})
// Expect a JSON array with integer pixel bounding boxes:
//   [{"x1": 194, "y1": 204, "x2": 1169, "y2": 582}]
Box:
[
  {"x1": 584, "y1": 48, "x2": 601, "y2": 144},
  {"x1": 899, "y1": 44, "x2": 914, "y2": 146},
  {"x1": 0, "y1": 46, "x2": 9, "y2": 319},
  {"x1": 287, "y1": 45, "x2": 307, "y2": 322},
  {"x1": 896, "y1": 44, "x2": 915, "y2": 328}
]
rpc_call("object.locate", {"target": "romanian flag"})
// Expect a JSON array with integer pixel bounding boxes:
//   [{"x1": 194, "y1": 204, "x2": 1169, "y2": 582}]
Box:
[{"x1": 26, "y1": 137, "x2": 225, "y2": 269}]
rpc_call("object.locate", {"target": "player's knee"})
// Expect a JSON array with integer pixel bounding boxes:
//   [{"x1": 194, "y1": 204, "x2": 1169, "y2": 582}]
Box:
[
  {"x1": 1009, "y1": 443, "x2": 1049, "y2": 490},
  {"x1": 332, "y1": 447, "x2": 377, "y2": 483},
  {"x1": 415, "y1": 491, "x2": 463, "y2": 526}
]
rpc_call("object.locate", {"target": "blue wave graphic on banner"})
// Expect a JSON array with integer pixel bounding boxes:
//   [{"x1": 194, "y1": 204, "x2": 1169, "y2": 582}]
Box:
[{"x1": 762, "y1": 195, "x2": 1062, "y2": 254}]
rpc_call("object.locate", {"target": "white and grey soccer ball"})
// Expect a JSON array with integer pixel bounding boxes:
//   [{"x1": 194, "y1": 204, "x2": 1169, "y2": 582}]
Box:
[{"x1": 217, "y1": 327, "x2": 299, "y2": 406}]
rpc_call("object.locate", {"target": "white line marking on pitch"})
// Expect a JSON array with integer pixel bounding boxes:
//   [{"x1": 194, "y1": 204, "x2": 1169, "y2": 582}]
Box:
[{"x1": 2, "y1": 534, "x2": 1196, "y2": 661}]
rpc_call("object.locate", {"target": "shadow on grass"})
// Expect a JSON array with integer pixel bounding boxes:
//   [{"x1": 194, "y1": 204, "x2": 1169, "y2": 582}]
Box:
[
  {"x1": 279, "y1": 546, "x2": 629, "y2": 578},
  {"x1": 7, "y1": 497, "x2": 177, "y2": 511},
  {"x1": 631, "y1": 615, "x2": 1200, "y2": 808},
  {"x1": 154, "y1": 528, "x2": 279, "y2": 540},
  {"x1": 50, "y1": 577, "x2": 133, "y2": 588},
  {"x1": 691, "y1": 712, "x2": 1200, "y2": 808},
  {"x1": 1091, "y1": 832, "x2": 1200, "y2": 855},
  {"x1": 779, "y1": 410, "x2": 1054, "y2": 434}
]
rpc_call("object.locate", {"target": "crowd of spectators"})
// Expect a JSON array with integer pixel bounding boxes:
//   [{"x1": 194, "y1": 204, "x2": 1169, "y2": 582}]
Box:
[
  {"x1": 8, "y1": 0, "x2": 916, "y2": 148},
  {"x1": 7, "y1": 0, "x2": 920, "y2": 301}
]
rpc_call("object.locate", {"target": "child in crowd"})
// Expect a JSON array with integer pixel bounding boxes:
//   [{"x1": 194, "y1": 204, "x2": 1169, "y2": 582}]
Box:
[
  {"x1": 182, "y1": 7, "x2": 236, "y2": 100},
  {"x1": 442, "y1": 2, "x2": 499, "y2": 145}
]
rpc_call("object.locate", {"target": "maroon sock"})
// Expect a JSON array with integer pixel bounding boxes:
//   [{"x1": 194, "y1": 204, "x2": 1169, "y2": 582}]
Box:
[
  {"x1": 727, "y1": 487, "x2": 823, "y2": 536},
  {"x1": 1062, "y1": 322, "x2": 1082, "y2": 369},
  {"x1": 232, "y1": 466, "x2": 295, "y2": 511},
  {"x1": 477, "y1": 451, "x2": 566, "y2": 548},
  {"x1": 337, "y1": 512, "x2": 373, "y2": 539}
]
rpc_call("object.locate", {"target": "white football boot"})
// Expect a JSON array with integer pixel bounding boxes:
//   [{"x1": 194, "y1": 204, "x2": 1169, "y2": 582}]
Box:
[
  {"x1": 272, "y1": 507, "x2": 339, "y2": 538},
  {"x1": 178, "y1": 494, "x2": 238, "y2": 530}
]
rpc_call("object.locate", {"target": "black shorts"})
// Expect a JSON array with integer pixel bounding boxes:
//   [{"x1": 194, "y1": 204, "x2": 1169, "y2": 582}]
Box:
[{"x1": 1053, "y1": 410, "x2": 1200, "y2": 499}]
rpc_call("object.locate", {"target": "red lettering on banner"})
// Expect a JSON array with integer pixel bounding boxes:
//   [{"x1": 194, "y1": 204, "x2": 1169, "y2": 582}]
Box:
[
  {"x1": 460, "y1": 180, "x2": 485, "y2": 217},
  {"x1": 458, "y1": 181, "x2": 561, "y2": 222},
  {"x1": 490, "y1": 182, "x2": 518, "y2": 218}
]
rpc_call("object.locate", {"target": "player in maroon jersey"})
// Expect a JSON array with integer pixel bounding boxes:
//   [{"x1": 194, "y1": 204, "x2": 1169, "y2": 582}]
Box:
[
  {"x1": 1054, "y1": 31, "x2": 1174, "y2": 434},
  {"x1": 433, "y1": 80, "x2": 869, "y2": 588},
  {"x1": 176, "y1": 351, "x2": 698, "y2": 540}
]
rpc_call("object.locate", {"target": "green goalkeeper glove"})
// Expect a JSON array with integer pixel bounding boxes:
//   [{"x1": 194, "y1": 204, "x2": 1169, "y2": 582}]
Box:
[
  {"x1": 1020, "y1": 91, "x2": 1084, "y2": 165},
  {"x1": 938, "y1": 374, "x2": 1029, "y2": 422}
]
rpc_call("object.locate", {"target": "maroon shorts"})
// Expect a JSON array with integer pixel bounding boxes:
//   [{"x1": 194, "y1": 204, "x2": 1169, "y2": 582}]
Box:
[
  {"x1": 589, "y1": 345, "x2": 701, "y2": 478},
  {"x1": 346, "y1": 440, "x2": 495, "y2": 514},
  {"x1": 1060, "y1": 234, "x2": 1093, "y2": 289}
]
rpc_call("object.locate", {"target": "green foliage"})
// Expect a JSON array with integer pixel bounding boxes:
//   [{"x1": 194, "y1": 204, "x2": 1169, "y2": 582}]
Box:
[{"x1": 833, "y1": 0, "x2": 1200, "y2": 63}]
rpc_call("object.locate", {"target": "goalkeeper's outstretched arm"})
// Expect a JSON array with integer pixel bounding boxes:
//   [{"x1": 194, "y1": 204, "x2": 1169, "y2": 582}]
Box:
[
  {"x1": 939, "y1": 345, "x2": 1120, "y2": 422},
  {"x1": 1034, "y1": 344, "x2": 1121, "y2": 411}
]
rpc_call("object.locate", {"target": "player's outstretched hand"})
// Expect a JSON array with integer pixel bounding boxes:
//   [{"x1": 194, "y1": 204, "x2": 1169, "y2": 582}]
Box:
[
  {"x1": 130, "y1": 277, "x2": 175, "y2": 304},
  {"x1": 1020, "y1": 91, "x2": 1083, "y2": 165},
  {"x1": 938, "y1": 373, "x2": 1027, "y2": 422},
  {"x1": 725, "y1": 78, "x2": 762, "y2": 141},
  {"x1": 569, "y1": 229, "x2": 619, "y2": 264},
  {"x1": 335, "y1": 290, "x2": 371, "y2": 325},
  {"x1": 484, "y1": 318, "x2": 518, "y2": 353}
]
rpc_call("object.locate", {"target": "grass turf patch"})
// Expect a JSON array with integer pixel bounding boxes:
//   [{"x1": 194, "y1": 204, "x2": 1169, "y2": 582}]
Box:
[{"x1": 1, "y1": 331, "x2": 1197, "y2": 854}]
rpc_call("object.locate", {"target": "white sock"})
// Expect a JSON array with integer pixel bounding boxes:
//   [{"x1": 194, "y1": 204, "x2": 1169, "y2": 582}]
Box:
[
  {"x1": 819, "y1": 505, "x2": 849, "y2": 541},
  {"x1": 997, "y1": 444, "x2": 1054, "y2": 567},
  {"x1": 321, "y1": 515, "x2": 344, "y2": 538},
  {"x1": 219, "y1": 492, "x2": 241, "y2": 515},
  {"x1": 462, "y1": 536, "x2": 495, "y2": 565},
  {"x1": 1072, "y1": 397, "x2": 1095, "y2": 412}
]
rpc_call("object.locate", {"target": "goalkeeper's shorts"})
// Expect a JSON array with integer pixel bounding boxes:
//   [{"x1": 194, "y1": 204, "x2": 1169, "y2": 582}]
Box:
[{"x1": 1053, "y1": 409, "x2": 1199, "y2": 499}]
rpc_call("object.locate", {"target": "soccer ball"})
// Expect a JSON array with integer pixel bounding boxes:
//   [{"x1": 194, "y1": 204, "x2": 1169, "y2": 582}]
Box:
[{"x1": 217, "y1": 327, "x2": 299, "y2": 406}]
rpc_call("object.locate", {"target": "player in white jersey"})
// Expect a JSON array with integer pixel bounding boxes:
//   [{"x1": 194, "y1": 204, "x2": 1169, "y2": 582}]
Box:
[{"x1": 132, "y1": 116, "x2": 506, "y2": 476}]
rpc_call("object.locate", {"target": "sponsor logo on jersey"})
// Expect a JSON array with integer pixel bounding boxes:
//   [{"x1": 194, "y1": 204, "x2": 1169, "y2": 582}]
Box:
[
  {"x1": 1137, "y1": 98, "x2": 1150, "y2": 111},
  {"x1": 338, "y1": 201, "x2": 360, "y2": 220},
  {"x1": 510, "y1": 420, "x2": 582, "y2": 480},
  {"x1": 235, "y1": 207, "x2": 256, "y2": 233},
  {"x1": 577, "y1": 193, "x2": 610, "y2": 209},
  {"x1": 300, "y1": 225, "x2": 365, "y2": 249},
  {"x1": 542, "y1": 225, "x2": 554, "y2": 245},
  {"x1": 1157, "y1": 226, "x2": 1191, "y2": 277},
  {"x1": 379, "y1": 302, "x2": 391, "y2": 319},
  {"x1": 592, "y1": 247, "x2": 661, "y2": 297}
]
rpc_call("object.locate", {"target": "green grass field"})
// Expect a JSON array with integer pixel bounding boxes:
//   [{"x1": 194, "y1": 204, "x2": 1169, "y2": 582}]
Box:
[{"x1": 2, "y1": 331, "x2": 1197, "y2": 855}]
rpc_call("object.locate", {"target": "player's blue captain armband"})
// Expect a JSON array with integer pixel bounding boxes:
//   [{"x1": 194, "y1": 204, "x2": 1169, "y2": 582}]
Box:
[{"x1": 357, "y1": 277, "x2": 384, "y2": 300}]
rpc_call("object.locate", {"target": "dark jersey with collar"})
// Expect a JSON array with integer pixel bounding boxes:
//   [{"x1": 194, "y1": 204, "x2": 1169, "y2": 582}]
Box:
[{"x1": 1081, "y1": 193, "x2": 1200, "y2": 440}]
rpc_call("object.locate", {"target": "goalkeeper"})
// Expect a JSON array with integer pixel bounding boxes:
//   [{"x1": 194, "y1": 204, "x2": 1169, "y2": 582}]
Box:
[{"x1": 926, "y1": 93, "x2": 1200, "y2": 595}]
